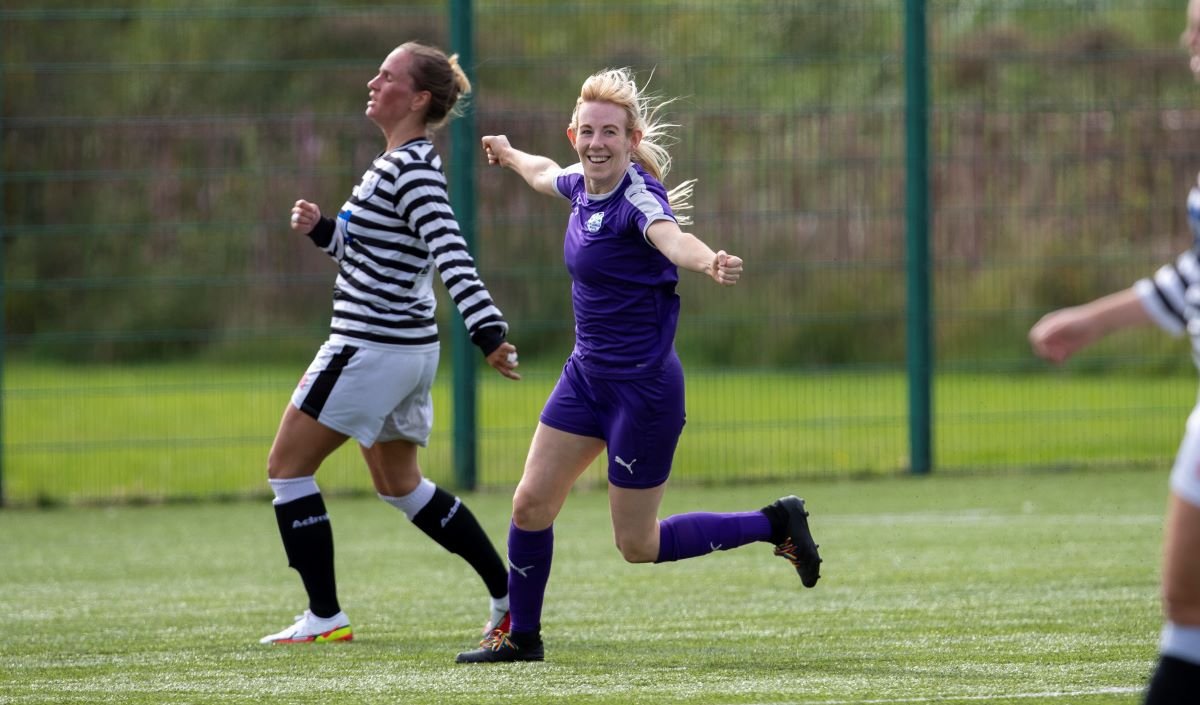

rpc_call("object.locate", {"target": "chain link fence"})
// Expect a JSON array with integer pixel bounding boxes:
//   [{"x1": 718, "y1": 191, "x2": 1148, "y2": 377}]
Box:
[{"x1": 2, "y1": 1, "x2": 1195, "y2": 505}]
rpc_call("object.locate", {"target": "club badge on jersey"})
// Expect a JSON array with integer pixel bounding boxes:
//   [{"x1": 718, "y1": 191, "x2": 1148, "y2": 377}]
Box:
[{"x1": 354, "y1": 170, "x2": 381, "y2": 201}]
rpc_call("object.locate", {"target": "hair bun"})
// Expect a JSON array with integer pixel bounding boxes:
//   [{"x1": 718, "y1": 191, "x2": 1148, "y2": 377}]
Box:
[{"x1": 447, "y1": 53, "x2": 472, "y2": 95}]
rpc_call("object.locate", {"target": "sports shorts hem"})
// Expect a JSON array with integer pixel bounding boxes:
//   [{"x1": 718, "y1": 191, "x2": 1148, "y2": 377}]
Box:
[
  {"x1": 606, "y1": 474, "x2": 668, "y2": 490},
  {"x1": 1170, "y1": 406, "x2": 1200, "y2": 509},
  {"x1": 293, "y1": 399, "x2": 367, "y2": 445},
  {"x1": 538, "y1": 412, "x2": 603, "y2": 440}
]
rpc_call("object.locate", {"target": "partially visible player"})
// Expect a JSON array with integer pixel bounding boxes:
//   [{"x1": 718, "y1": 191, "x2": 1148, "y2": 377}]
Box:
[
  {"x1": 454, "y1": 67, "x2": 822, "y2": 664},
  {"x1": 1029, "y1": 7, "x2": 1200, "y2": 702},
  {"x1": 260, "y1": 41, "x2": 518, "y2": 645}
]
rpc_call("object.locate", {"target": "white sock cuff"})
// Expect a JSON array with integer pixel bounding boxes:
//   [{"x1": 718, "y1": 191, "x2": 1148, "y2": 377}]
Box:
[
  {"x1": 490, "y1": 594, "x2": 509, "y2": 612},
  {"x1": 378, "y1": 478, "x2": 437, "y2": 520},
  {"x1": 1161, "y1": 621, "x2": 1200, "y2": 664},
  {"x1": 268, "y1": 476, "x2": 320, "y2": 505}
]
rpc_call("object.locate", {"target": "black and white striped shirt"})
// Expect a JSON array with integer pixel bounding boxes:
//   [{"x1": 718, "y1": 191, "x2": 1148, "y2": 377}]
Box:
[
  {"x1": 308, "y1": 138, "x2": 506, "y2": 352},
  {"x1": 1137, "y1": 248, "x2": 1200, "y2": 338}
]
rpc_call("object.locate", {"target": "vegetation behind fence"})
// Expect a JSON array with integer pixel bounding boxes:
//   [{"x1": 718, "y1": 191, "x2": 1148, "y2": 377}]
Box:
[{"x1": 3, "y1": 1, "x2": 1197, "y2": 505}]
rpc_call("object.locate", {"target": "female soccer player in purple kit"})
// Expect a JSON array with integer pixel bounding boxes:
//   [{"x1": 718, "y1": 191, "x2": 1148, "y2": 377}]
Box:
[{"x1": 455, "y1": 68, "x2": 822, "y2": 663}]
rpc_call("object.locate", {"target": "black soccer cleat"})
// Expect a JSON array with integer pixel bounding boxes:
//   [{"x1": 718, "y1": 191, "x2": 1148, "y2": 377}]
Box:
[
  {"x1": 455, "y1": 628, "x2": 544, "y2": 663},
  {"x1": 770, "y1": 495, "x2": 822, "y2": 588}
]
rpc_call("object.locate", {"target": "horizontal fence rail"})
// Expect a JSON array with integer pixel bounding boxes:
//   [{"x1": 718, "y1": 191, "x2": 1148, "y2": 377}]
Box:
[{"x1": 1, "y1": 0, "x2": 1196, "y2": 506}]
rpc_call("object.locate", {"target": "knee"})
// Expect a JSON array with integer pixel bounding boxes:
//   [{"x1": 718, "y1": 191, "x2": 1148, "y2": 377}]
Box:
[
  {"x1": 511, "y1": 492, "x2": 555, "y2": 532},
  {"x1": 372, "y1": 471, "x2": 422, "y2": 499},
  {"x1": 614, "y1": 534, "x2": 657, "y2": 564},
  {"x1": 265, "y1": 446, "x2": 288, "y2": 479},
  {"x1": 1163, "y1": 584, "x2": 1200, "y2": 626}
]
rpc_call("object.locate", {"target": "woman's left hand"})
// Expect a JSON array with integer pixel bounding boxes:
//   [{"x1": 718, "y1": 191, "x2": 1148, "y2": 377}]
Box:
[
  {"x1": 486, "y1": 342, "x2": 522, "y2": 381},
  {"x1": 710, "y1": 250, "x2": 743, "y2": 286}
]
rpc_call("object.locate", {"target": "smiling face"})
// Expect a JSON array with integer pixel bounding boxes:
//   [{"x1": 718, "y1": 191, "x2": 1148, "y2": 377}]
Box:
[
  {"x1": 365, "y1": 48, "x2": 428, "y2": 131},
  {"x1": 569, "y1": 100, "x2": 641, "y2": 194}
]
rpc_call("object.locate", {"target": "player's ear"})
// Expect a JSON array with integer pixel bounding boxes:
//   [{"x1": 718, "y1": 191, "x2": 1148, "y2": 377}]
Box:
[
  {"x1": 411, "y1": 90, "x2": 431, "y2": 113},
  {"x1": 566, "y1": 127, "x2": 576, "y2": 147},
  {"x1": 629, "y1": 128, "x2": 642, "y2": 150}
]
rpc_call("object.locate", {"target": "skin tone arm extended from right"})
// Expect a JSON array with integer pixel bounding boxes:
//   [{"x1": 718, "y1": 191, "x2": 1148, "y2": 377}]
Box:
[
  {"x1": 481, "y1": 135, "x2": 562, "y2": 197},
  {"x1": 1028, "y1": 287, "x2": 1155, "y2": 364}
]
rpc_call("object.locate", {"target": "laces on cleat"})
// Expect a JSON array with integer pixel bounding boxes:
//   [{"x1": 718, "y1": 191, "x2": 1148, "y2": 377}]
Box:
[{"x1": 480, "y1": 628, "x2": 514, "y2": 651}]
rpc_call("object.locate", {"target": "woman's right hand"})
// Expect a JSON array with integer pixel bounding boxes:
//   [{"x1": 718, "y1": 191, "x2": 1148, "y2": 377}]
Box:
[
  {"x1": 481, "y1": 135, "x2": 512, "y2": 167},
  {"x1": 1029, "y1": 307, "x2": 1098, "y2": 365},
  {"x1": 290, "y1": 199, "x2": 322, "y2": 234}
]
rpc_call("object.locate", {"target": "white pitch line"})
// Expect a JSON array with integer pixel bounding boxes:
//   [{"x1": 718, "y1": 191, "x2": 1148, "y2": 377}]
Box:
[{"x1": 744, "y1": 686, "x2": 1143, "y2": 705}]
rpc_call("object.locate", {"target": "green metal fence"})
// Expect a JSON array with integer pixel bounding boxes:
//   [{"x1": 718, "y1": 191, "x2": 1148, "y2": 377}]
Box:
[{"x1": 2, "y1": 1, "x2": 1196, "y2": 506}]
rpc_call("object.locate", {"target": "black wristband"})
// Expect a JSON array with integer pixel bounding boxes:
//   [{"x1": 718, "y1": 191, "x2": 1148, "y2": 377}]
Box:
[
  {"x1": 470, "y1": 325, "x2": 506, "y2": 357},
  {"x1": 306, "y1": 216, "x2": 336, "y2": 248}
]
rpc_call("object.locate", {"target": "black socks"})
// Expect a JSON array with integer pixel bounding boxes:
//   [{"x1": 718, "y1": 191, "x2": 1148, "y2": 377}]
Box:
[
  {"x1": 412, "y1": 486, "x2": 509, "y2": 599},
  {"x1": 1144, "y1": 655, "x2": 1200, "y2": 705},
  {"x1": 274, "y1": 493, "x2": 340, "y2": 618}
]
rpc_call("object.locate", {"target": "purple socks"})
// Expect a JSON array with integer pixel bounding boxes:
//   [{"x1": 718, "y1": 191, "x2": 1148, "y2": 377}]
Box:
[
  {"x1": 505, "y1": 510, "x2": 773, "y2": 633},
  {"x1": 506, "y1": 522, "x2": 555, "y2": 635},
  {"x1": 655, "y1": 511, "x2": 772, "y2": 563}
]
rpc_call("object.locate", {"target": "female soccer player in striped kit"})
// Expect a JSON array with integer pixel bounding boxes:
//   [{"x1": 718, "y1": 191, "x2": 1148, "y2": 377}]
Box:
[
  {"x1": 260, "y1": 42, "x2": 519, "y2": 645},
  {"x1": 455, "y1": 68, "x2": 822, "y2": 663},
  {"x1": 1030, "y1": 5, "x2": 1200, "y2": 701}
]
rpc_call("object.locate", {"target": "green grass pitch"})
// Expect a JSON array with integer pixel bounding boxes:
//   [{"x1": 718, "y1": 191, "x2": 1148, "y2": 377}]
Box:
[
  {"x1": 5, "y1": 361, "x2": 1192, "y2": 504},
  {"x1": 0, "y1": 468, "x2": 1164, "y2": 704}
]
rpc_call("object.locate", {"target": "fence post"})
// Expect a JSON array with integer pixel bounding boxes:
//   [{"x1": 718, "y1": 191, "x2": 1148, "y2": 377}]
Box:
[
  {"x1": 448, "y1": 0, "x2": 478, "y2": 491},
  {"x1": 0, "y1": 37, "x2": 6, "y2": 508},
  {"x1": 904, "y1": 0, "x2": 933, "y2": 475}
]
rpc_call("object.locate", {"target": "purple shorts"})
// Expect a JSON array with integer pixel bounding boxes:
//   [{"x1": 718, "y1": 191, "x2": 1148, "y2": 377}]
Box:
[{"x1": 539, "y1": 353, "x2": 686, "y2": 489}]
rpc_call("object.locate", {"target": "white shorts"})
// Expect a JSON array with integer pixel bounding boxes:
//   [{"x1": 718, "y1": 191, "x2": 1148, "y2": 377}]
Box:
[
  {"x1": 1170, "y1": 404, "x2": 1200, "y2": 509},
  {"x1": 291, "y1": 335, "x2": 439, "y2": 447}
]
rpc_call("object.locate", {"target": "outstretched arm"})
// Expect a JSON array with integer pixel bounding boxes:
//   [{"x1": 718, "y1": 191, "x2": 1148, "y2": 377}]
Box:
[
  {"x1": 481, "y1": 135, "x2": 562, "y2": 197},
  {"x1": 646, "y1": 219, "x2": 743, "y2": 286},
  {"x1": 1028, "y1": 288, "x2": 1153, "y2": 364}
]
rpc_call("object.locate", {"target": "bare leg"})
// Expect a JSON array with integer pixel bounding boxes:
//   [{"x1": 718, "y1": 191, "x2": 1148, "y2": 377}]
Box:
[
  {"x1": 608, "y1": 483, "x2": 668, "y2": 563},
  {"x1": 1146, "y1": 493, "x2": 1200, "y2": 703},
  {"x1": 267, "y1": 403, "x2": 348, "y2": 479},
  {"x1": 511, "y1": 423, "x2": 606, "y2": 530},
  {"x1": 361, "y1": 438, "x2": 422, "y2": 496},
  {"x1": 1162, "y1": 493, "x2": 1200, "y2": 628}
]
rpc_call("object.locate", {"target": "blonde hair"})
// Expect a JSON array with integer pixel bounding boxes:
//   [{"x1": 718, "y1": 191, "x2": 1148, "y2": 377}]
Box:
[
  {"x1": 398, "y1": 41, "x2": 472, "y2": 131},
  {"x1": 569, "y1": 68, "x2": 695, "y2": 225}
]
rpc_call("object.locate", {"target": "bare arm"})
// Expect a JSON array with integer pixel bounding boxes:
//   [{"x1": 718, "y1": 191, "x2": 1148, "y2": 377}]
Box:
[
  {"x1": 645, "y1": 219, "x2": 743, "y2": 286},
  {"x1": 481, "y1": 135, "x2": 562, "y2": 197},
  {"x1": 1028, "y1": 287, "x2": 1153, "y2": 364}
]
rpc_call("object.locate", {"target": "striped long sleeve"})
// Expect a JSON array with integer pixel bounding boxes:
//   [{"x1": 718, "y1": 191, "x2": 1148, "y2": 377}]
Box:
[
  {"x1": 309, "y1": 138, "x2": 506, "y2": 353},
  {"x1": 1135, "y1": 248, "x2": 1200, "y2": 338}
]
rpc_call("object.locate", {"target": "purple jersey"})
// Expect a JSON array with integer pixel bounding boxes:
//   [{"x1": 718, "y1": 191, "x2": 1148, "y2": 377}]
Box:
[{"x1": 553, "y1": 162, "x2": 679, "y2": 378}]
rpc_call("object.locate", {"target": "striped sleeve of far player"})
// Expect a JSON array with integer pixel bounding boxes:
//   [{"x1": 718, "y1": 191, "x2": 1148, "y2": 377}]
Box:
[
  {"x1": 384, "y1": 143, "x2": 507, "y2": 340},
  {"x1": 1135, "y1": 248, "x2": 1200, "y2": 336}
]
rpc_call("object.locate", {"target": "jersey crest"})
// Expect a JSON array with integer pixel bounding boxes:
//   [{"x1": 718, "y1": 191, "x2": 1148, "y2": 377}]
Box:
[
  {"x1": 585, "y1": 211, "x2": 605, "y2": 233},
  {"x1": 354, "y1": 170, "x2": 381, "y2": 200}
]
